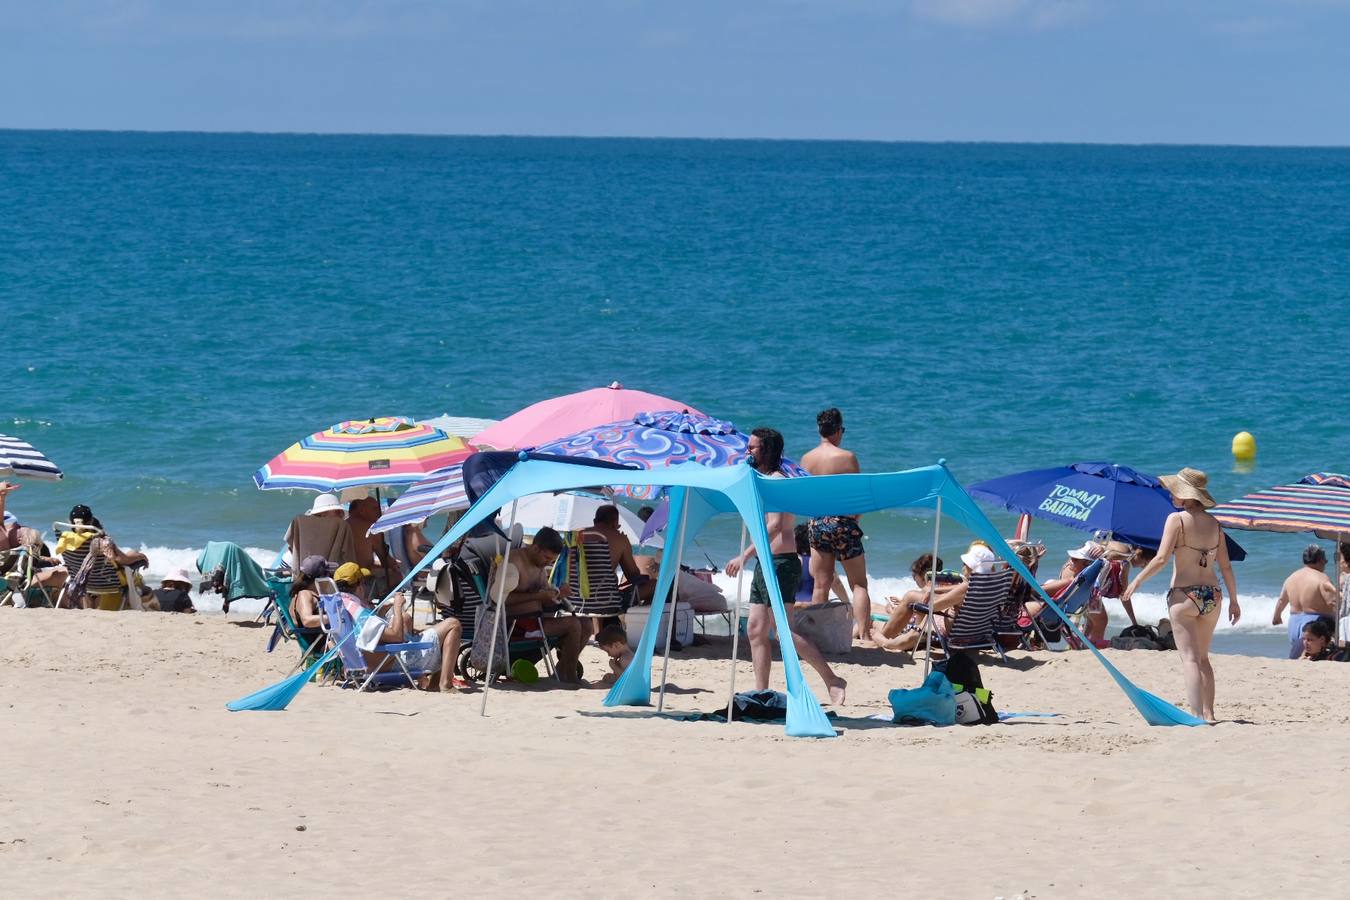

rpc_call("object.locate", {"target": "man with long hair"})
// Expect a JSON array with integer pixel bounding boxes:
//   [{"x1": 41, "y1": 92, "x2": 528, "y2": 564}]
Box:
[{"x1": 726, "y1": 428, "x2": 847, "y2": 706}]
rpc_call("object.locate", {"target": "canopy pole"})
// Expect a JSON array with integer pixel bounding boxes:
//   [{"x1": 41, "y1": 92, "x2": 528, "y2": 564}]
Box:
[
  {"x1": 479, "y1": 499, "x2": 519, "y2": 718},
  {"x1": 657, "y1": 494, "x2": 690, "y2": 713},
  {"x1": 725, "y1": 522, "x2": 750, "y2": 724},
  {"x1": 1339, "y1": 531, "x2": 1348, "y2": 646},
  {"x1": 921, "y1": 497, "x2": 943, "y2": 680}
]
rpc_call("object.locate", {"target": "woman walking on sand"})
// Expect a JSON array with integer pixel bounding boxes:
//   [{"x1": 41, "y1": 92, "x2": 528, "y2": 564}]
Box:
[{"x1": 1121, "y1": 468, "x2": 1240, "y2": 723}]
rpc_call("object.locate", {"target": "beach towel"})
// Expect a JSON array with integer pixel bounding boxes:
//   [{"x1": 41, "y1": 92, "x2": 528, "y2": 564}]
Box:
[{"x1": 196, "y1": 541, "x2": 271, "y2": 608}]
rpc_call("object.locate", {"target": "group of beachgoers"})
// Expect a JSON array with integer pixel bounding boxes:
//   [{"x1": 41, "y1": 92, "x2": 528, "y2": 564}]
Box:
[{"x1": 5, "y1": 408, "x2": 1349, "y2": 725}]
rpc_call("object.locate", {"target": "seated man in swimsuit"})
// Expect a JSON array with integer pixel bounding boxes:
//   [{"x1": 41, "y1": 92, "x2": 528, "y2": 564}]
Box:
[
  {"x1": 871, "y1": 553, "x2": 962, "y2": 652},
  {"x1": 1272, "y1": 545, "x2": 1339, "y2": 659},
  {"x1": 490, "y1": 528, "x2": 586, "y2": 685},
  {"x1": 335, "y1": 562, "x2": 466, "y2": 692},
  {"x1": 347, "y1": 498, "x2": 402, "y2": 599}
]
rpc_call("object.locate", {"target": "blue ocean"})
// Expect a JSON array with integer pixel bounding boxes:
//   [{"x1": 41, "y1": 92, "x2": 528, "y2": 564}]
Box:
[{"x1": 4, "y1": 130, "x2": 1348, "y2": 653}]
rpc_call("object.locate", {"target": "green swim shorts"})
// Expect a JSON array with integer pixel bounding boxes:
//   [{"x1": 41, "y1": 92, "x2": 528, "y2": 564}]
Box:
[{"x1": 749, "y1": 553, "x2": 802, "y2": 606}]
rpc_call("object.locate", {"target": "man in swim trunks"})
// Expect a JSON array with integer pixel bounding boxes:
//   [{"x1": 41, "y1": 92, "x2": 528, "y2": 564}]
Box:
[
  {"x1": 725, "y1": 428, "x2": 847, "y2": 706},
  {"x1": 800, "y1": 408, "x2": 873, "y2": 644},
  {"x1": 1272, "y1": 544, "x2": 1338, "y2": 659}
]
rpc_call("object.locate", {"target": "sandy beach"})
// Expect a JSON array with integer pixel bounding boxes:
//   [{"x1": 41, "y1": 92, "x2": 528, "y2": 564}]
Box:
[{"x1": 4, "y1": 607, "x2": 1346, "y2": 899}]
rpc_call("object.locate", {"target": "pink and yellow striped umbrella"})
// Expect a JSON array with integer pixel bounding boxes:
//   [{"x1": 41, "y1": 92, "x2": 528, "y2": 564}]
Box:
[{"x1": 253, "y1": 417, "x2": 473, "y2": 492}]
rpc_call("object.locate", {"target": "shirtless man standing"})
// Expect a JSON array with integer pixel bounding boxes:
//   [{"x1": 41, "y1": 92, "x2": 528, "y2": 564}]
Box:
[
  {"x1": 347, "y1": 497, "x2": 402, "y2": 598},
  {"x1": 726, "y1": 428, "x2": 847, "y2": 706},
  {"x1": 1272, "y1": 545, "x2": 1339, "y2": 659},
  {"x1": 800, "y1": 408, "x2": 873, "y2": 644}
]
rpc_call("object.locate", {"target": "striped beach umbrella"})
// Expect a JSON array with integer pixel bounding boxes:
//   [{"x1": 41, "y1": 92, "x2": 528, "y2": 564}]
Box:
[
  {"x1": 368, "y1": 463, "x2": 469, "y2": 534},
  {"x1": 253, "y1": 417, "x2": 473, "y2": 492},
  {"x1": 0, "y1": 433, "x2": 62, "y2": 481},
  {"x1": 1212, "y1": 473, "x2": 1350, "y2": 540}
]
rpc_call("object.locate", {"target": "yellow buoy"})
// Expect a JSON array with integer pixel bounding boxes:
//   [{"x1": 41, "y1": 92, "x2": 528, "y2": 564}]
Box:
[{"x1": 1231, "y1": 431, "x2": 1257, "y2": 462}]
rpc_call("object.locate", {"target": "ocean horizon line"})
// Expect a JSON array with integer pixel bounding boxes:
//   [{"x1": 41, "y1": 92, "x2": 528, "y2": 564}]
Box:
[{"x1": 3, "y1": 126, "x2": 1349, "y2": 152}]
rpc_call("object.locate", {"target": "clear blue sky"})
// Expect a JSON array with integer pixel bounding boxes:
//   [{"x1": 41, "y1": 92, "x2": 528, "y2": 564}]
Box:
[{"x1": 3, "y1": 0, "x2": 1348, "y2": 144}]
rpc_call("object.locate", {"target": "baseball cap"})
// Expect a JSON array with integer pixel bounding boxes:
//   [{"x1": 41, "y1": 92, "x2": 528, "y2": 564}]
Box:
[{"x1": 333, "y1": 562, "x2": 371, "y2": 585}]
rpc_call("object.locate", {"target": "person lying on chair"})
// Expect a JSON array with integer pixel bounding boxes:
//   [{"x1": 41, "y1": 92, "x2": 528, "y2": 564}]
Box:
[
  {"x1": 490, "y1": 527, "x2": 586, "y2": 685},
  {"x1": 334, "y1": 562, "x2": 466, "y2": 693}
]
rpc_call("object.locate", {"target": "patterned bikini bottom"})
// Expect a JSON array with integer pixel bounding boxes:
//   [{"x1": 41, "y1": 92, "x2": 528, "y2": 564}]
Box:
[{"x1": 1169, "y1": 584, "x2": 1220, "y2": 616}]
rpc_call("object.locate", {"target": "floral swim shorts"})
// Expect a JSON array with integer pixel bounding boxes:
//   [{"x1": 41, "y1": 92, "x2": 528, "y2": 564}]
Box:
[{"x1": 807, "y1": 516, "x2": 865, "y2": 561}]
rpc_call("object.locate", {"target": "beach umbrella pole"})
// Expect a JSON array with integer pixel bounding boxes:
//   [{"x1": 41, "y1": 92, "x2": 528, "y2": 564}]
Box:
[
  {"x1": 480, "y1": 500, "x2": 519, "y2": 718},
  {"x1": 921, "y1": 498, "x2": 943, "y2": 680},
  {"x1": 725, "y1": 523, "x2": 749, "y2": 724},
  {"x1": 656, "y1": 496, "x2": 690, "y2": 713}
]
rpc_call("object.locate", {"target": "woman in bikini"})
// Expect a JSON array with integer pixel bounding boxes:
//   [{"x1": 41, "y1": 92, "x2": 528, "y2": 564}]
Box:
[{"x1": 1121, "y1": 467, "x2": 1240, "y2": 723}]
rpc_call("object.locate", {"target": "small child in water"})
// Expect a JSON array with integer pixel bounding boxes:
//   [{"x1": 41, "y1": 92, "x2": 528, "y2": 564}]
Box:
[
  {"x1": 1300, "y1": 618, "x2": 1336, "y2": 661},
  {"x1": 595, "y1": 624, "x2": 633, "y2": 686}
]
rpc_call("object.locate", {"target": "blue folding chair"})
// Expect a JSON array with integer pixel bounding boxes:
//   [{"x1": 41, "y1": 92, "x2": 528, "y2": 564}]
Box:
[{"x1": 317, "y1": 580, "x2": 435, "y2": 691}]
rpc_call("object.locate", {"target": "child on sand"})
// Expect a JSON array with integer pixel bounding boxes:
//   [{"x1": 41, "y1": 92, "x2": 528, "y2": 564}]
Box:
[
  {"x1": 1300, "y1": 618, "x2": 1336, "y2": 661},
  {"x1": 595, "y1": 624, "x2": 633, "y2": 686}
]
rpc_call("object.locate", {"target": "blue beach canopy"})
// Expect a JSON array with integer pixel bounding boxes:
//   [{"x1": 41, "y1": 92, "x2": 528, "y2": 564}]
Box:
[
  {"x1": 969, "y1": 462, "x2": 1245, "y2": 561},
  {"x1": 345, "y1": 457, "x2": 1201, "y2": 735}
]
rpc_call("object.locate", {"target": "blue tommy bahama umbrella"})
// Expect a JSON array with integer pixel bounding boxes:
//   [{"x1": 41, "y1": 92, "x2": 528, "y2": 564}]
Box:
[{"x1": 969, "y1": 462, "x2": 1245, "y2": 560}]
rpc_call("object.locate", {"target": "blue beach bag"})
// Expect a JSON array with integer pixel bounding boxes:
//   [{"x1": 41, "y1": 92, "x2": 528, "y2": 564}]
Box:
[{"x1": 887, "y1": 671, "x2": 957, "y2": 726}]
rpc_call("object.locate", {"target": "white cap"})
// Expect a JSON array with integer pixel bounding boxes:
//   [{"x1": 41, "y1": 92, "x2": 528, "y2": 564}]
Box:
[
  {"x1": 1067, "y1": 540, "x2": 1105, "y2": 561},
  {"x1": 960, "y1": 544, "x2": 997, "y2": 575},
  {"x1": 306, "y1": 493, "x2": 344, "y2": 516},
  {"x1": 162, "y1": 567, "x2": 195, "y2": 587}
]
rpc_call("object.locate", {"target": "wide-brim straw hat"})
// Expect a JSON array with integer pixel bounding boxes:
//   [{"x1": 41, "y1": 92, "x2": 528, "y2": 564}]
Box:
[{"x1": 1159, "y1": 467, "x2": 1217, "y2": 508}]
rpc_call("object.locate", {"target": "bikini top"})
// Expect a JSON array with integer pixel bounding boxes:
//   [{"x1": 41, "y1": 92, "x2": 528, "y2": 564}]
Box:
[{"x1": 1177, "y1": 515, "x2": 1221, "y2": 568}]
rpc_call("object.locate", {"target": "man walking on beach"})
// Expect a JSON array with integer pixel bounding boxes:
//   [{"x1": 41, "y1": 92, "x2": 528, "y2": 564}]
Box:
[
  {"x1": 1273, "y1": 545, "x2": 1339, "y2": 658},
  {"x1": 726, "y1": 428, "x2": 847, "y2": 706},
  {"x1": 800, "y1": 408, "x2": 873, "y2": 644}
]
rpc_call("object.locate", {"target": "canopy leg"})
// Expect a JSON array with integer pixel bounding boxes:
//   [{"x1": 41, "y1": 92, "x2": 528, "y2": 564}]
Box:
[
  {"x1": 657, "y1": 495, "x2": 690, "y2": 713},
  {"x1": 725, "y1": 523, "x2": 749, "y2": 724},
  {"x1": 480, "y1": 500, "x2": 519, "y2": 718},
  {"x1": 920, "y1": 497, "x2": 943, "y2": 680}
]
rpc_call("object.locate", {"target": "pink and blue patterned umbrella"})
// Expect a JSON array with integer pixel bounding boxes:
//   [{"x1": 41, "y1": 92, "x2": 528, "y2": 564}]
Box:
[{"x1": 532, "y1": 411, "x2": 808, "y2": 499}]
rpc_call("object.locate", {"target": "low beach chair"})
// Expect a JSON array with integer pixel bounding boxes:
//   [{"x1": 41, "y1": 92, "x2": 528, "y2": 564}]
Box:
[
  {"x1": 913, "y1": 567, "x2": 1017, "y2": 662},
  {"x1": 262, "y1": 571, "x2": 328, "y2": 668},
  {"x1": 317, "y1": 580, "x2": 433, "y2": 692},
  {"x1": 1032, "y1": 558, "x2": 1105, "y2": 650}
]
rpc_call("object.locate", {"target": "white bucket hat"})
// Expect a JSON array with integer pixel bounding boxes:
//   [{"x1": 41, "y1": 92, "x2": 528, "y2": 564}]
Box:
[
  {"x1": 306, "y1": 493, "x2": 344, "y2": 516},
  {"x1": 162, "y1": 567, "x2": 196, "y2": 588},
  {"x1": 960, "y1": 543, "x2": 997, "y2": 574}
]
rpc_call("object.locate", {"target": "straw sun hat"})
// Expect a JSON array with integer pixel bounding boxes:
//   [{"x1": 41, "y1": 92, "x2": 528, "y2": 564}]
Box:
[{"x1": 1158, "y1": 467, "x2": 1217, "y2": 508}]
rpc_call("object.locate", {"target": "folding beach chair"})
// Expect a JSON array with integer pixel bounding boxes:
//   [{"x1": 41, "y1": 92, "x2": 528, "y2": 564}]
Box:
[
  {"x1": 1031, "y1": 559, "x2": 1105, "y2": 650},
  {"x1": 913, "y1": 567, "x2": 1017, "y2": 662},
  {"x1": 1, "y1": 546, "x2": 59, "y2": 608},
  {"x1": 316, "y1": 579, "x2": 434, "y2": 692},
  {"x1": 262, "y1": 571, "x2": 329, "y2": 669}
]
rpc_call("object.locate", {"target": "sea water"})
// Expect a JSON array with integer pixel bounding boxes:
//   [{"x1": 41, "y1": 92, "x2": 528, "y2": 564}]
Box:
[{"x1": 3, "y1": 131, "x2": 1348, "y2": 656}]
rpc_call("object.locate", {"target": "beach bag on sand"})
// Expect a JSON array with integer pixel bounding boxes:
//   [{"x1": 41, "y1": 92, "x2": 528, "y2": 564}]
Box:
[
  {"x1": 888, "y1": 671, "x2": 957, "y2": 726},
  {"x1": 713, "y1": 689, "x2": 790, "y2": 721},
  {"x1": 952, "y1": 687, "x2": 999, "y2": 725},
  {"x1": 1111, "y1": 624, "x2": 1163, "y2": 651},
  {"x1": 468, "y1": 604, "x2": 510, "y2": 677},
  {"x1": 792, "y1": 601, "x2": 853, "y2": 654}
]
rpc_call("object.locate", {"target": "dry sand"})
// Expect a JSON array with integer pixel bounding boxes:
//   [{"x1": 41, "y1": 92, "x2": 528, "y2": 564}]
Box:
[{"x1": 3, "y1": 607, "x2": 1347, "y2": 899}]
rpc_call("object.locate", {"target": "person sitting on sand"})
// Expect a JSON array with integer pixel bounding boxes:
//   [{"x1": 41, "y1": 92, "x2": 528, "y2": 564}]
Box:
[
  {"x1": 152, "y1": 568, "x2": 197, "y2": 614},
  {"x1": 335, "y1": 561, "x2": 466, "y2": 693},
  {"x1": 594, "y1": 623, "x2": 633, "y2": 686},
  {"x1": 1300, "y1": 617, "x2": 1336, "y2": 661},
  {"x1": 1272, "y1": 545, "x2": 1339, "y2": 659},
  {"x1": 489, "y1": 527, "x2": 586, "y2": 684},
  {"x1": 1122, "y1": 467, "x2": 1240, "y2": 724},
  {"x1": 724, "y1": 428, "x2": 847, "y2": 706}
]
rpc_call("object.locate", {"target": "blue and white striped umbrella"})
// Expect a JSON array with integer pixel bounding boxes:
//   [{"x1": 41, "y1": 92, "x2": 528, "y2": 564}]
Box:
[
  {"x1": 0, "y1": 433, "x2": 62, "y2": 481},
  {"x1": 368, "y1": 463, "x2": 469, "y2": 535}
]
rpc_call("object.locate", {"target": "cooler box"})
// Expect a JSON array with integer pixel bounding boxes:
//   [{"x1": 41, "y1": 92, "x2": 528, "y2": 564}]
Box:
[
  {"x1": 626, "y1": 601, "x2": 695, "y2": 647},
  {"x1": 790, "y1": 601, "x2": 854, "y2": 655}
]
